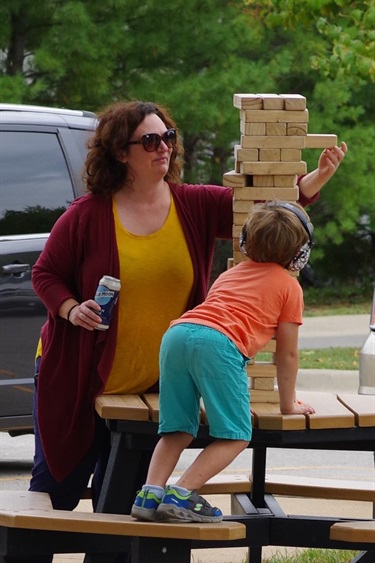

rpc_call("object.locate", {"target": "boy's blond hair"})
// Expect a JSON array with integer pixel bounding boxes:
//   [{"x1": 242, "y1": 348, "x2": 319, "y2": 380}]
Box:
[{"x1": 241, "y1": 201, "x2": 312, "y2": 269}]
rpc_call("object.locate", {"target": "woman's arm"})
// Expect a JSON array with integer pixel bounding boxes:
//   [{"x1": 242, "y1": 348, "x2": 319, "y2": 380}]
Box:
[{"x1": 298, "y1": 142, "x2": 348, "y2": 200}]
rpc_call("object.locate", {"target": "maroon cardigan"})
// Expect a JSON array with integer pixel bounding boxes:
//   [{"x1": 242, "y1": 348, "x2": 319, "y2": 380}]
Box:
[{"x1": 32, "y1": 181, "x2": 317, "y2": 481}]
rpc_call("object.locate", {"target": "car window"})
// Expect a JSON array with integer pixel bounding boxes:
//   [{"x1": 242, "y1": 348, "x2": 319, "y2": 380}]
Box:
[{"x1": 0, "y1": 131, "x2": 75, "y2": 235}]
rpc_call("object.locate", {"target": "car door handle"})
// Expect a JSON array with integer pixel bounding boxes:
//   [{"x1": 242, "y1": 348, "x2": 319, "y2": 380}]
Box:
[{"x1": 2, "y1": 263, "x2": 31, "y2": 275}]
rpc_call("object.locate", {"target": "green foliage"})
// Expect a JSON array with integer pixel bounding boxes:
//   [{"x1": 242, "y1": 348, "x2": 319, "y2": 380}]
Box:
[
  {"x1": 0, "y1": 0, "x2": 374, "y2": 286},
  {"x1": 303, "y1": 284, "x2": 374, "y2": 315},
  {"x1": 243, "y1": 0, "x2": 375, "y2": 81}
]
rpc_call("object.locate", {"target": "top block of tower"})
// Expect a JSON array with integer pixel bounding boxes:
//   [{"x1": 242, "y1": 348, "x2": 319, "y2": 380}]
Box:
[{"x1": 233, "y1": 93, "x2": 307, "y2": 111}]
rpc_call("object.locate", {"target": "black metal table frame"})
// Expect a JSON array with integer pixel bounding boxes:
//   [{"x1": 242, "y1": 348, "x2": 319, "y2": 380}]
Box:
[{"x1": 83, "y1": 419, "x2": 375, "y2": 563}]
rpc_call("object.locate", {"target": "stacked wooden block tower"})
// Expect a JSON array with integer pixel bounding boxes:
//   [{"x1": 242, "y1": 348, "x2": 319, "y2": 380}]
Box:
[{"x1": 223, "y1": 93, "x2": 337, "y2": 404}]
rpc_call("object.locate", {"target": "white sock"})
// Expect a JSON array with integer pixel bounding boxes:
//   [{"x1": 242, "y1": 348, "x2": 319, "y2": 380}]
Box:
[
  {"x1": 142, "y1": 484, "x2": 164, "y2": 499},
  {"x1": 170, "y1": 485, "x2": 191, "y2": 495}
]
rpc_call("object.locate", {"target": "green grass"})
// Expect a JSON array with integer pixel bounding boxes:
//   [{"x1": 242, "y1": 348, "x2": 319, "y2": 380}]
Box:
[
  {"x1": 256, "y1": 347, "x2": 360, "y2": 370},
  {"x1": 298, "y1": 348, "x2": 360, "y2": 370},
  {"x1": 303, "y1": 285, "x2": 373, "y2": 317},
  {"x1": 262, "y1": 548, "x2": 360, "y2": 563}
]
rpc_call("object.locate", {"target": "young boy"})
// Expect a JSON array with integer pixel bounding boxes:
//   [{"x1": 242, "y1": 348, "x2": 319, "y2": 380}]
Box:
[{"x1": 131, "y1": 200, "x2": 316, "y2": 524}]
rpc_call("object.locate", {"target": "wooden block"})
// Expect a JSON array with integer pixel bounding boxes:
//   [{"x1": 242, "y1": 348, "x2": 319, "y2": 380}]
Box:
[
  {"x1": 95, "y1": 394, "x2": 149, "y2": 421},
  {"x1": 235, "y1": 186, "x2": 298, "y2": 202},
  {"x1": 266, "y1": 122, "x2": 287, "y2": 136},
  {"x1": 232, "y1": 224, "x2": 244, "y2": 238},
  {"x1": 240, "y1": 161, "x2": 307, "y2": 175},
  {"x1": 252, "y1": 403, "x2": 306, "y2": 430},
  {"x1": 233, "y1": 187, "x2": 256, "y2": 200},
  {"x1": 235, "y1": 144, "x2": 259, "y2": 161},
  {"x1": 235, "y1": 186, "x2": 299, "y2": 202},
  {"x1": 247, "y1": 363, "x2": 277, "y2": 377},
  {"x1": 242, "y1": 121, "x2": 272, "y2": 136},
  {"x1": 233, "y1": 199, "x2": 255, "y2": 213},
  {"x1": 233, "y1": 211, "x2": 251, "y2": 225},
  {"x1": 273, "y1": 175, "x2": 297, "y2": 187},
  {"x1": 296, "y1": 391, "x2": 355, "y2": 429},
  {"x1": 250, "y1": 389, "x2": 280, "y2": 403},
  {"x1": 281, "y1": 149, "x2": 301, "y2": 162},
  {"x1": 259, "y1": 94, "x2": 284, "y2": 110},
  {"x1": 305, "y1": 134, "x2": 338, "y2": 148},
  {"x1": 240, "y1": 120, "x2": 266, "y2": 136},
  {"x1": 252, "y1": 377, "x2": 276, "y2": 391},
  {"x1": 233, "y1": 93, "x2": 263, "y2": 110},
  {"x1": 280, "y1": 94, "x2": 307, "y2": 110},
  {"x1": 227, "y1": 257, "x2": 234, "y2": 269},
  {"x1": 337, "y1": 393, "x2": 375, "y2": 427},
  {"x1": 223, "y1": 170, "x2": 247, "y2": 188},
  {"x1": 241, "y1": 109, "x2": 309, "y2": 123},
  {"x1": 233, "y1": 250, "x2": 247, "y2": 263},
  {"x1": 259, "y1": 149, "x2": 281, "y2": 162},
  {"x1": 287, "y1": 123, "x2": 308, "y2": 136},
  {"x1": 252, "y1": 175, "x2": 274, "y2": 187},
  {"x1": 242, "y1": 135, "x2": 305, "y2": 149}
]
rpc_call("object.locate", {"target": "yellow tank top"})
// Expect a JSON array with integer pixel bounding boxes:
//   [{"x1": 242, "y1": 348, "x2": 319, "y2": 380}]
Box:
[{"x1": 104, "y1": 196, "x2": 194, "y2": 394}]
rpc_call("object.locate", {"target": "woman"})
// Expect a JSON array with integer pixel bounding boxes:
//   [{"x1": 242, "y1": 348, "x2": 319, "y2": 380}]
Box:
[{"x1": 25, "y1": 101, "x2": 345, "y2": 563}]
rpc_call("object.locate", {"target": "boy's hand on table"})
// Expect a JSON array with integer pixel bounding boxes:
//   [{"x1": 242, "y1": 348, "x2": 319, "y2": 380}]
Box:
[{"x1": 281, "y1": 400, "x2": 315, "y2": 415}]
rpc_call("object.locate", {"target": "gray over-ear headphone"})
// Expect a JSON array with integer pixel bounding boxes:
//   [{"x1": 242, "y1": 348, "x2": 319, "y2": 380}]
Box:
[{"x1": 239, "y1": 202, "x2": 314, "y2": 272}]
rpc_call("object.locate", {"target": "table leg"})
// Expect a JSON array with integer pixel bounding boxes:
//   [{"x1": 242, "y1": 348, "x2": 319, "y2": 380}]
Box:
[
  {"x1": 96, "y1": 432, "x2": 151, "y2": 514},
  {"x1": 84, "y1": 431, "x2": 152, "y2": 563},
  {"x1": 251, "y1": 447, "x2": 267, "y2": 507},
  {"x1": 248, "y1": 446, "x2": 267, "y2": 563}
]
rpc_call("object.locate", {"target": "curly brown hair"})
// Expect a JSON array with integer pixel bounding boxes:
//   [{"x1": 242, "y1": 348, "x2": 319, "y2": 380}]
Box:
[
  {"x1": 242, "y1": 201, "x2": 311, "y2": 268},
  {"x1": 83, "y1": 101, "x2": 184, "y2": 196}
]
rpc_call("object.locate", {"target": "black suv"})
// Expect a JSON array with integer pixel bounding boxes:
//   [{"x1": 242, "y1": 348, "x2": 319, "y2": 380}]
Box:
[{"x1": 0, "y1": 104, "x2": 97, "y2": 436}]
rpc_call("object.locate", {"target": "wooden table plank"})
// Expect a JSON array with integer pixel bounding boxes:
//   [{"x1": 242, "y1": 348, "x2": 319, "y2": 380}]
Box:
[
  {"x1": 337, "y1": 394, "x2": 375, "y2": 427},
  {"x1": 142, "y1": 393, "x2": 160, "y2": 422},
  {"x1": 330, "y1": 520, "x2": 375, "y2": 543},
  {"x1": 251, "y1": 403, "x2": 306, "y2": 430},
  {"x1": 297, "y1": 391, "x2": 355, "y2": 429},
  {"x1": 95, "y1": 394, "x2": 150, "y2": 421}
]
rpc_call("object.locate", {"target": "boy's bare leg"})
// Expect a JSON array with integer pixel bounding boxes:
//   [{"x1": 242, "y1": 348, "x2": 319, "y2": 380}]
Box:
[
  {"x1": 175, "y1": 439, "x2": 249, "y2": 491},
  {"x1": 145, "y1": 432, "x2": 193, "y2": 487}
]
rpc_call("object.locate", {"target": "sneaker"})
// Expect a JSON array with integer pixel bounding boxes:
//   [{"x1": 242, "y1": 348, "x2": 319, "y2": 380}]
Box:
[
  {"x1": 131, "y1": 488, "x2": 162, "y2": 521},
  {"x1": 156, "y1": 485, "x2": 223, "y2": 523}
]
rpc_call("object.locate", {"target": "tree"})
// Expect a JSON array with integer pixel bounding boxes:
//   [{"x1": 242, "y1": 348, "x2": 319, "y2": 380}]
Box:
[
  {"x1": 1, "y1": 0, "x2": 373, "y2": 285},
  {"x1": 243, "y1": 0, "x2": 375, "y2": 82},
  {"x1": 241, "y1": 0, "x2": 375, "y2": 286}
]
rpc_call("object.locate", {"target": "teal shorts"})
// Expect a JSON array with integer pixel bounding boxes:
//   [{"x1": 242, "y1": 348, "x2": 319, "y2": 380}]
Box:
[{"x1": 158, "y1": 323, "x2": 252, "y2": 441}]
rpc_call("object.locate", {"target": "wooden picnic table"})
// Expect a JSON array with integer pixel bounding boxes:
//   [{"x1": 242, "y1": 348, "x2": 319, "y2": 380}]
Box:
[{"x1": 83, "y1": 390, "x2": 375, "y2": 563}]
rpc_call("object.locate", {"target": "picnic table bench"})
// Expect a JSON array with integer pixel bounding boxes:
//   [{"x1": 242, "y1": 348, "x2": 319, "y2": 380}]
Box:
[
  {"x1": 0, "y1": 490, "x2": 245, "y2": 561},
  {"x1": 1, "y1": 390, "x2": 374, "y2": 562}
]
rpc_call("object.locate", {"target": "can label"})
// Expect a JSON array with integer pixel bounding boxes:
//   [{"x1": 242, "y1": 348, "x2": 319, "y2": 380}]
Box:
[{"x1": 94, "y1": 276, "x2": 120, "y2": 330}]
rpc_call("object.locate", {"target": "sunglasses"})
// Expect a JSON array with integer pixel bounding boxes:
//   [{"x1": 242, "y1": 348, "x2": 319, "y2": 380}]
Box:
[{"x1": 127, "y1": 128, "x2": 177, "y2": 152}]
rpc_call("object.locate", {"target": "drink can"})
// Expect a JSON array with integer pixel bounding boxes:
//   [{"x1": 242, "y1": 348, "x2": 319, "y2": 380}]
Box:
[{"x1": 94, "y1": 275, "x2": 121, "y2": 330}]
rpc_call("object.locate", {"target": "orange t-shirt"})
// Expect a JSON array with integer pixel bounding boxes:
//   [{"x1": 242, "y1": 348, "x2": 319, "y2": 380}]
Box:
[{"x1": 171, "y1": 260, "x2": 303, "y2": 358}]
